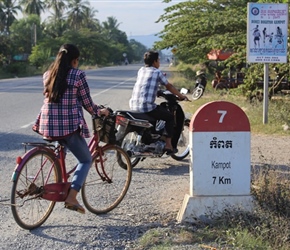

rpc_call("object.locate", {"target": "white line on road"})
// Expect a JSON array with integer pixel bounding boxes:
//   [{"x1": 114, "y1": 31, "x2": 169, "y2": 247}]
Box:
[
  {"x1": 21, "y1": 122, "x2": 34, "y2": 129},
  {"x1": 91, "y1": 78, "x2": 134, "y2": 98},
  {"x1": 16, "y1": 77, "x2": 135, "y2": 131}
]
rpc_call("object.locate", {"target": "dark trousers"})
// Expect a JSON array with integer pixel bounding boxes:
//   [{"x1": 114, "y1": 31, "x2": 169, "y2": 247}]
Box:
[
  {"x1": 146, "y1": 105, "x2": 174, "y2": 138},
  {"x1": 171, "y1": 105, "x2": 185, "y2": 149}
]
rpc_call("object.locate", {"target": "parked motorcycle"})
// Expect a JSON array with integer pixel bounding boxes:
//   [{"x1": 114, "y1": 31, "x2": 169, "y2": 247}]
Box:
[
  {"x1": 192, "y1": 70, "x2": 207, "y2": 100},
  {"x1": 115, "y1": 89, "x2": 190, "y2": 169}
]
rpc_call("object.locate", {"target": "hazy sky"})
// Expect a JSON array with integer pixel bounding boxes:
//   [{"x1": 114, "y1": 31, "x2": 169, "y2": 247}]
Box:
[{"x1": 89, "y1": 0, "x2": 182, "y2": 36}]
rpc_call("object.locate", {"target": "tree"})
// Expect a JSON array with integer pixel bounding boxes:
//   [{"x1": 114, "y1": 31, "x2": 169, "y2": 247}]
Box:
[
  {"x1": 29, "y1": 44, "x2": 52, "y2": 68},
  {"x1": 102, "y1": 16, "x2": 122, "y2": 42},
  {"x1": 129, "y1": 39, "x2": 147, "y2": 62},
  {"x1": 82, "y1": 6, "x2": 101, "y2": 31},
  {"x1": 0, "y1": 34, "x2": 12, "y2": 64},
  {"x1": 43, "y1": 0, "x2": 68, "y2": 38},
  {"x1": 19, "y1": 0, "x2": 45, "y2": 16},
  {"x1": 44, "y1": 0, "x2": 67, "y2": 20},
  {"x1": 155, "y1": 0, "x2": 254, "y2": 64},
  {"x1": 0, "y1": 0, "x2": 21, "y2": 34},
  {"x1": 9, "y1": 14, "x2": 41, "y2": 54},
  {"x1": 157, "y1": 0, "x2": 290, "y2": 97},
  {"x1": 66, "y1": 0, "x2": 90, "y2": 30}
]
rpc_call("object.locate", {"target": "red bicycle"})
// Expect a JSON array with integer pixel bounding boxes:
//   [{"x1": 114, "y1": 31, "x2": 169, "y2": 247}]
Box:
[{"x1": 10, "y1": 113, "x2": 132, "y2": 230}]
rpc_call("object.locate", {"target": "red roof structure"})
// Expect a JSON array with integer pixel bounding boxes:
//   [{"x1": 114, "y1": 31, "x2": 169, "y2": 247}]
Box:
[{"x1": 207, "y1": 49, "x2": 233, "y2": 61}]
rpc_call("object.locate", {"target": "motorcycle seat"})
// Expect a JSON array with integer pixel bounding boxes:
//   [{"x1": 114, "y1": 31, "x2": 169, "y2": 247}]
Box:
[{"x1": 116, "y1": 110, "x2": 156, "y2": 123}]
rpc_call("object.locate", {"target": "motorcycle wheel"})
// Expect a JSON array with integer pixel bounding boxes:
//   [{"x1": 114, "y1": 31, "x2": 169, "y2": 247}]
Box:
[
  {"x1": 192, "y1": 87, "x2": 204, "y2": 100},
  {"x1": 117, "y1": 131, "x2": 141, "y2": 170},
  {"x1": 171, "y1": 119, "x2": 190, "y2": 161}
]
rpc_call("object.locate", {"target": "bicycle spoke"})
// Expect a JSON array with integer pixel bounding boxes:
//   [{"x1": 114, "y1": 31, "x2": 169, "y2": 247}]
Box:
[
  {"x1": 11, "y1": 149, "x2": 61, "y2": 230},
  {"x1": 82, "y1": 145, "x2": 132, "y2": 214}
]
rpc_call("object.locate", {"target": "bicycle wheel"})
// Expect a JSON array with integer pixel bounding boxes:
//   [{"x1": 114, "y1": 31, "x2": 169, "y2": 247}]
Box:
[
  {"x1": 81, "y1": 144, "x2": 132, "y2": 214},
  {"x1": 11, "y1": 148, "x2": 61, "y2": 230},
  {"x1": 117, "y1": 131, "x2": 141, "y2": 169},
  {"x1": 171, "y1": 119, "x2": 190, "y2": 161}
]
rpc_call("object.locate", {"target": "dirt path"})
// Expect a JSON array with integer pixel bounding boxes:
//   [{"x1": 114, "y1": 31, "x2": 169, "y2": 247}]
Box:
[{"x1": 251, "y1": 134, "x2": 290, "y2": 166}]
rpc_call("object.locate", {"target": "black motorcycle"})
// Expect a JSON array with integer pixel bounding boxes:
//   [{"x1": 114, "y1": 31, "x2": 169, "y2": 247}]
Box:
[
  {"x1": 115, "y1": 90, "x2": 190, "y2": 169},
  {"x1": 191, "y1": 71, "x2": 207, "y2": 100}
]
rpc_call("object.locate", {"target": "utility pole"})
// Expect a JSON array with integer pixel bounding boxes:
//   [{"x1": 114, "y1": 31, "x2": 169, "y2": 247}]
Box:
[{"x1": 32, "y1": 23, "x2": 37, "y2": 47}]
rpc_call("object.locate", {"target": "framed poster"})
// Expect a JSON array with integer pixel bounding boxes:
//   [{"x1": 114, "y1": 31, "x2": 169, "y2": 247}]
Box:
[{"x1": 247, "y1": 3, "x2": 288, "y2": 63}]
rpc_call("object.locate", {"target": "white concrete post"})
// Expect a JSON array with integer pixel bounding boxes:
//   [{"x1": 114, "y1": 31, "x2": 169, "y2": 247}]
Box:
[{"x1": 177, "y1": 101, "x2": 253, "y2": 222}]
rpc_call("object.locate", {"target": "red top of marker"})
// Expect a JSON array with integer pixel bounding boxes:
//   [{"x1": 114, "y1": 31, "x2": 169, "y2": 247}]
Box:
[{"x1": 190, "y1": 101, "x2": 250, "y2": 132}]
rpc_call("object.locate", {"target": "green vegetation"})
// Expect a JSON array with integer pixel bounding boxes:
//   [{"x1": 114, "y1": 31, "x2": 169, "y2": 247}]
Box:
[
  {"x1": 169, "y1": 64, "x2": 290, "y2": 135},
  {"x1": 1, "y1": 0, "x2": 290, "y2": 98},
  {"x1": 182, "y1": 93, "x2": 290, "y2": 135},
  {"x1": 155, "y1": 0, "x2": 290, "y2": 98},
  {"x1": 0, "y1": 1, "x2": 148, "y2": 78}
]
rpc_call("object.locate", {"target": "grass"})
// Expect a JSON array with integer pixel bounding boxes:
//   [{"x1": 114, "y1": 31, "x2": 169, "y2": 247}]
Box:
[
  {"x1": 182, "y1": 92, "x2": 290, "y2": 135},
  {"x1": 136, "y1": 70, "x2": 290, "y2": 249}
]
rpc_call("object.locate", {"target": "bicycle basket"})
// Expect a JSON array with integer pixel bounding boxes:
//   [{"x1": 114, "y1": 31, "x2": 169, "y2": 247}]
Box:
[{"x1": 92, "y1": 115, "x2": 117, "y2": 144}]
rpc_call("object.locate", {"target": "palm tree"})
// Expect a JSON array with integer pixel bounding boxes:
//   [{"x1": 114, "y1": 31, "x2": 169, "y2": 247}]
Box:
[
  {"x1": 102, "y1": 16, "x2": 122, "y2": 42},
  {"x1": 83, "y1": 6, "x2": 100, "y2": 31},
  {"x1": 44, "y1": 0, "x2": 67, "y2": 20},
  {"x1": 66, "y1": 0, "x2": 90, "y2": 30},
  {"x1": 43, "y1": 16, "x2": 67, "y2": 38},
  {"x1": 43, "y1": 0, "x2": 67, "y2": 37},
  {"x1": 102, "y1": 16, "x2": 120, "y2": 31},
  {"x1": 0, "y1": 0, "x2": 21, "y2": 34},
  {"x1": 19, "y1": 0, "x2": 45, "y2": 16}
]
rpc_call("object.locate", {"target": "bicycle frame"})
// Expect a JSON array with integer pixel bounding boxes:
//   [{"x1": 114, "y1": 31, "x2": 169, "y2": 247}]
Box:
[
  {"x1": 11, "y1": 113, "x2": 132, "y2": 230},
  {"x1": 11, "y1": 131, "x2": 111, "y2": 203}
]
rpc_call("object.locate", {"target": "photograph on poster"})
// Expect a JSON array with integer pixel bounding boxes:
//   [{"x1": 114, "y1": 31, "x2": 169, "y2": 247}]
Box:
[{"x1": 247, "y1": 3, "x2": 288, "y2": 63}]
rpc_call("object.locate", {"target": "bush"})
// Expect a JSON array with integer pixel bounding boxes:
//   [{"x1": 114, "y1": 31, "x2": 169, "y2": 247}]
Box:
[
  {"x1": 0, "y1": 62, "x2": 40, "y2": 78},
  {"x1": 5, "y1": 62, "x2": 29, "y2": 76}
]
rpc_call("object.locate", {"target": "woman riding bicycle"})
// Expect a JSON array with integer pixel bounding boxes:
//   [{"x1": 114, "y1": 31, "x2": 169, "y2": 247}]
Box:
[{"x1": 33, "y1": 44, "x2": 109, "y2": 214}]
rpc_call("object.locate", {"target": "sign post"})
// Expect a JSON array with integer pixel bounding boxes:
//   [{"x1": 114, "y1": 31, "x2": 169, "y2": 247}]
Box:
[
  {"x1": 247, "y1": 3, "x2": 288, "y2": 124},
  {"x1": 177, "y1": 101, "x2": 253, "y2": 222}
]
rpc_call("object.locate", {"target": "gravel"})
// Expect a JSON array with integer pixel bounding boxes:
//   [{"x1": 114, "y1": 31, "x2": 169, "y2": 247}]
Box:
[{"x1": 0, "y1": 134, "x2": 289, "y2": 249}]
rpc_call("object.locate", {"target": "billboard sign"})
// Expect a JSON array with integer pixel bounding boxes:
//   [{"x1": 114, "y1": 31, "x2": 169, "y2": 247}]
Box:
[{"x1": 247, "y1": 3, "x2": 288, "y2": 63}]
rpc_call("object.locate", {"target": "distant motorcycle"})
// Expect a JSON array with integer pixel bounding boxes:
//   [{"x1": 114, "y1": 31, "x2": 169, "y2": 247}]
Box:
[
  {"x1": 192, "y1": 70, "x2": 207, "y2": 100},
  {"x1": 115, "y1": 89, "x2": 190, "y2": 169}
]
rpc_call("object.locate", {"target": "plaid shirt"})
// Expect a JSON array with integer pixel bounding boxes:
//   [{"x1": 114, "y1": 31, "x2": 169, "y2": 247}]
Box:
[
  {"x1": 33, "y1": 68, "x2": 99, "y2": 138},
  {"x1": 129, "y1": 66, "x2": 168, "y2": 112}
]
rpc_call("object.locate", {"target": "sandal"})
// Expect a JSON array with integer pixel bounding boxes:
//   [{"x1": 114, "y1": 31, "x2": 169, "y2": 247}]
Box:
[{"x1": 64, "y1": 202, "x2": 85, "y2": 214}]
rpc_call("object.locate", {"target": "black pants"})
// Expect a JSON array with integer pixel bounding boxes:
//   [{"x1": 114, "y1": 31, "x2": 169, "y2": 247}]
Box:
[
  {"x1": 171, "y1": 105, "x2": 185, "y2": 149},
  {"x1": 146, "y1": 105, "x2": 174, "y2": 138}
]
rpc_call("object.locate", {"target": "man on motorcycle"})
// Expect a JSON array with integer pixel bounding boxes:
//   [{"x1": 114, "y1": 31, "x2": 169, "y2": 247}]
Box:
[{"x1": 129, "y1": 50, "x2": 188, "y2": 154}]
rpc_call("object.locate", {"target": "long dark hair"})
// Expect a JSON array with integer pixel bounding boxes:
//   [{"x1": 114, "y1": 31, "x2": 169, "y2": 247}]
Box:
[{"x1": 45, "y1": 44, "x2": 80, "y2": 103}]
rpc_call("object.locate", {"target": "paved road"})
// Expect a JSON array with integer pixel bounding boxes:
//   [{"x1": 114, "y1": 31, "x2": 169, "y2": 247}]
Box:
[
  {"x1": 0, "y1": 64, "x2": 190, "y2": 249},
  {"x1": 0, "y1": 64, "x2": 143, "y2": 204}
]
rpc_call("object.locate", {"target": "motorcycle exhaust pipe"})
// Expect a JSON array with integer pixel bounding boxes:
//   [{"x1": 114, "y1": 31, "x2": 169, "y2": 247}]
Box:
[{"x1": 126, "y1": 150, "x2": 158, "y2": 158}]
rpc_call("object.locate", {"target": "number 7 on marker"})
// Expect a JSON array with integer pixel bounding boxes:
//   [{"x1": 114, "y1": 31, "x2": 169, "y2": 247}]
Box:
[{"x1": 217, "y1": 110, "x2": 227, "y2": 123}]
